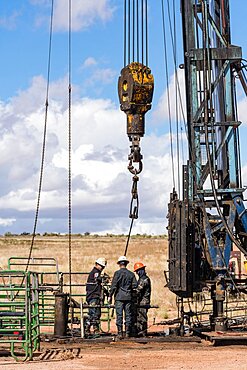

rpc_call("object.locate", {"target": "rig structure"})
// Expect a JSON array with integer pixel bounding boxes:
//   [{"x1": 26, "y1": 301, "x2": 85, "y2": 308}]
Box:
[{"x1": 168, "y1": 0, "x2": 247, "y2": 333}]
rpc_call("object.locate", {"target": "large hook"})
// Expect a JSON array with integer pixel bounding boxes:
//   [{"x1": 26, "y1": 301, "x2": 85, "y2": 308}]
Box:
[{"x1": 128, "y1": 159, "x2": 143, "y2": 175}]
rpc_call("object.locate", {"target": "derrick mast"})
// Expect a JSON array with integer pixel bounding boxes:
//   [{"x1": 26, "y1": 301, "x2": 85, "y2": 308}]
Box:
[{"x1": 168, "y1": 0, "x2": 247, "y2": 330}]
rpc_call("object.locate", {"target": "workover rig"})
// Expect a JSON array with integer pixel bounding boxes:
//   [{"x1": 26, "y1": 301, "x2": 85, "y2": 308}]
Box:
[
  {"x1": 119, "y1": 0, "x2": 247, "y2": 334},
  {"x1": 166, "y1": 0, "x2": 247, "y2": 332}
]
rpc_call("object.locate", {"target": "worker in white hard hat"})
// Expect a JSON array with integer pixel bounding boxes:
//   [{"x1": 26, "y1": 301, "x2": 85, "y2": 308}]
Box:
[
  {"x1": 85, "y1": 257, "x2": 107, "y2": 336},
  {"x1": 108, "y1": 256, "x2": 137, "y2": 338}
]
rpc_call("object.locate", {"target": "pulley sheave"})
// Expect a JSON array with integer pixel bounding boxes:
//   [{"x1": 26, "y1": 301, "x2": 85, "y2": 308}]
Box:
[{"x1": 118, "y1": 62, "x2": 154, "y2": 138}]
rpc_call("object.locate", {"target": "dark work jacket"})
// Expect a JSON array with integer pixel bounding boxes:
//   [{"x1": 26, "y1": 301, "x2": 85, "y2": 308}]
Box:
[
  {"x1": 109, "y1": 268, "x2": 137, "y2": 301},
  {"x1": 86, "y1": 267, "x2": 102, "y2": 302},
  {"x1": 136, "y1": 273, "x2": 151, "y2": 305}
]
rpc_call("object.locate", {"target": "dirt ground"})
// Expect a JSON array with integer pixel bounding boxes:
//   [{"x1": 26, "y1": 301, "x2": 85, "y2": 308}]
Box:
[{"x1": 0, "y1": 341, "x2": 247, "y2": 370}]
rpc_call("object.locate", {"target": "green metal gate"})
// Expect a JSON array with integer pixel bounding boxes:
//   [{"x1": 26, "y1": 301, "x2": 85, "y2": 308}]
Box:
[{"x1": 0, "y1": 270, "x2": 40, "y2": 361}]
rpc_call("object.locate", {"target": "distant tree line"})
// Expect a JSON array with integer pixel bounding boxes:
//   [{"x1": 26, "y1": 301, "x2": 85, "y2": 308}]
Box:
[{"x1": 2, "y1": 231, "x2": 167, "y2": 238}]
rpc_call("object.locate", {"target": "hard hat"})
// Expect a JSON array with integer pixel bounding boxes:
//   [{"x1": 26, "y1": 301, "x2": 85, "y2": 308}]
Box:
[
  {"x1": 117, "y1": 256, "x2": 129, "y2": 264},
  {"x1": 134, "y1": 262, "x2": 146, "y2": 272},
  {"x1": 95, "y1": 257, "x2": 107, "y2": 267}
]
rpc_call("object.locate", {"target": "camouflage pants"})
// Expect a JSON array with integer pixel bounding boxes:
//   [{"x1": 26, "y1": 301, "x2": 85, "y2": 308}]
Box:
[{"x1": 137, "y1": 307, "x2": 148, "y2": 336}]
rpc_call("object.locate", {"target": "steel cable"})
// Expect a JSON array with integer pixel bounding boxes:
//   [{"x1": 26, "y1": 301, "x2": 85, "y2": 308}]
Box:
[
  {"x1": 123, "y1": 0, "x2": 149, "y2": 256},
  {"x1": 133, "y1": 0, "x2": 135, "y2": 62},
  {"x1": 201, "y1": 1, "x2": 247, "y2": 257},
  {"x1": 141, "y1": 0, "x2": 144, "y2": 65},
  {"x1": 6, "y1": 0, "x2": 54, "y2": 300},
  {"x1": 145, "y1": 0, "x2": 148, "y2": 65},
  {"x1": 164, "y1": 0, "x2": 198, "y2": 180},
  {"x1": 128, "y1": 0, "x2": 131, "y2": 64},
  {"x1": 161, "y1": 0, "x2": 175, "y2": 188},
  {"x1": 164, "y1": 0, "x2": 205, "y2": 193},
  {"x1": 172, "y1": 0, "x2": 180, "y2": 196},
  {"x1": 124, "y1": 0, "x2": 127, "y2": 66},
  {"x1": 123, "y1": 0, "x2": 147, "y2": 66},
  {"x1": 24, "y1": 0, "x2": 54, "y2": 276},
  {"x1": 68, "y1": 0, "x2": 72, "y2": 297},
  {"x1": 137, "y1": 0, "x2": 139, "y2": 62}
]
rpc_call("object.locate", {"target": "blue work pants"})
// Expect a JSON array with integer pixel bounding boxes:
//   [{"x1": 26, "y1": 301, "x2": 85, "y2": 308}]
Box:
[
  {"x1": 87, "y1": 298, "x2": 101, "y2": 328},
  {"x1": 115, "y1": 300, "x2": 132, "y2": 328}
]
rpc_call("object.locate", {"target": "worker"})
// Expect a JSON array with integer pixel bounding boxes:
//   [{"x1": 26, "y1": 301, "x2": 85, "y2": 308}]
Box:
[
  {"x1": 108, "y1": 256, "x2": 137, "y2": 338},
  {"x1": 85, "y1": 257, "x2": 107, "y2": 336},
  {"x1": 134, "y1": 262, "x2": 151, "y2": 337}
]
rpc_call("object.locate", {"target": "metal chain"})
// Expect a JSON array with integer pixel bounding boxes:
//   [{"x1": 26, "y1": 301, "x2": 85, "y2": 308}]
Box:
[
  {"x1": 124, "y1": 175, "x2": 139, "y2": 256},
  {"x1": 129, "y1": 175, "x2": 139, "y2": 219},
  {"x1": 128, "y1": 136, "x2": 143, "y2": 174},
  {"x1": 124, "y1": 138, "x2": 142, "y2": 256}
]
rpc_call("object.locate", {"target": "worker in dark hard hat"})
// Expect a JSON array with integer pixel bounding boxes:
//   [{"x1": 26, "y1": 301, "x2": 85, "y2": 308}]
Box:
[
  {"x1": 134, "y1": 262, "x2": 151, "y2": 337},
  {"x1": 108, "y1": 256, "x2": 137, "y2": 338},
  {"x1": 85, "y1": 257, "x2": 107, "y2": 336}
]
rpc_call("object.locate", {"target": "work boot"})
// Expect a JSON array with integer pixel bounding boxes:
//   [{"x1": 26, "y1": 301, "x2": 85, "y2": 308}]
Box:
[
  {"x1": 84, "y1": 324, "x2": 91, "y2": 338},
  {"x1": 125, "y1": 326, "x2": 131, "y2": 338},
  {"x1": 93, "y1": 325, "x2": 100, "y2": 335},
  {"x1": 117, "y1": 325, "x2": 123, "y2": 339}
]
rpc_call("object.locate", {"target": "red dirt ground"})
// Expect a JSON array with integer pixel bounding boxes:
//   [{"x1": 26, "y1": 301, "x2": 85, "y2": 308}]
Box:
[{"x1": 0, "y1": 341, "x2": 246, "y2": 370}]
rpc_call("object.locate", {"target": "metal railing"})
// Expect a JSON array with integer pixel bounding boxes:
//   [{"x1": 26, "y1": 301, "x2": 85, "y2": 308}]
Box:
[
  {"x1": 8, "y1": 258, "x2": 112, "y2": 334},
  {"x1": 177, "y1": 290, "x2": 247, "y2": 329},
  {"x1": 0, "y1": 270, "x2": 40, "y2": 361}
]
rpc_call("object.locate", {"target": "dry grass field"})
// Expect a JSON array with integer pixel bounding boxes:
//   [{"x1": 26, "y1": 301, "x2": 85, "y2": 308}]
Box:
[
  {"x1": 0, "y1": 235, "x2": 176, "y2": 320},
  {"x1": 1, "y1": 236, "x2": 247, "y2": 370}
]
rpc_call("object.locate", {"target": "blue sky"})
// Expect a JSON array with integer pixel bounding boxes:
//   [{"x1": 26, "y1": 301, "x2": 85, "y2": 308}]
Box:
[{"x1": 0, "y1": 0, "x2": 247, "y2": 235}]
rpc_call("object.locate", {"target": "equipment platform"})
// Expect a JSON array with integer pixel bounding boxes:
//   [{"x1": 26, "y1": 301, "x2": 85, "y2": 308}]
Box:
[{"x1": 193, "y1": 329, "x2": 247, "y2": 345}]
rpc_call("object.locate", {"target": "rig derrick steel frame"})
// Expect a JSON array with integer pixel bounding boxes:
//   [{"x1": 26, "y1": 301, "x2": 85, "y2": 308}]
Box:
[{"x1": 168, "y1": 0, "x2": 247, "y2": 332}]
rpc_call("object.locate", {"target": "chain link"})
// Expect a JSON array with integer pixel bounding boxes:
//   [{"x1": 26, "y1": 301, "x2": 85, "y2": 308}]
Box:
[
  {"x1": 127, "y1": 136, "x2": 142, "y2": 219},
  {"x1": 124, "y1": 137, "x2": 143, "y2": 256},
  {"x1": 129, "y1": 175, "x2": 139, "y2": 219}
]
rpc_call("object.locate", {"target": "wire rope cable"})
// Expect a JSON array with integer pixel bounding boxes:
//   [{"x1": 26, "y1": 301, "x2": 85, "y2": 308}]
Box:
[
  {"x1": 123, "y1": 0, "x2": 148, "y2": 66},
  {"x1": 25, "y1": 0, "x2": 54, "y2": 274},
  {"x1": 145, "y1": 0, "x2": 148, "y2": 66},
  {"x1": 128, "y1": 0, "x2": 131, "y2": 64},
  {"x1": 24, "y1": 0, "x2": 54, "y2": 276},
  {"x1": 141, "y1": 0, "x2": 144, "y2": 65},
  {"x1": 161, "y1": 0, "x2": 175, "y2": 188},
  {"x1": 136, "y1": 0, "x2": 139, "y2": 62},
  {"x1": 201, "y1": 0, "x2": 247, "y2": 257},
  {"x1": 6, "y1": 0, "x2": 54, "y2": 301},
  {"x1": 172, "y1": 0, "x2": 180, "y2": 196},
  {"x1": 133, "y1": 0, "x2": 135, "y2": 62},
  {"x1": 68, "y1": 0, "x2": 72, "y2": 297},
  {"x1": 123, "y1": 0, "x2": 149, "y2": 256},
  {"x1": 124, "y1": 0, "x2": 127, "y2": 66}
]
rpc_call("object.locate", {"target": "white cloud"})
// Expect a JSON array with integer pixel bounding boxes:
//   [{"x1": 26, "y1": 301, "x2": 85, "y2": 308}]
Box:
[
  {"x1": 87, "y1": 68, "x2": 117, "y2": 86},
  {"x1": 0, "y1": 218, "x2": 16, "y2": 227},
  {"x1": 81, "y1": 57, "x2": 98, "y2": 69},
  {"x1": 0, "y1": 11, "x2": 21, "y2": 30},
  {"x1": 237, "y1": 97, "x2": 247, "y2": 125},
  {"x1": 53, "y1": 0, "x2": 115, "y2": 32},
  {"x1": 153, "y1": 68, "x2": 186, "y2": 122},
  {"x1": 0, "y1": 73, "x2": 177, "y2": 235}
]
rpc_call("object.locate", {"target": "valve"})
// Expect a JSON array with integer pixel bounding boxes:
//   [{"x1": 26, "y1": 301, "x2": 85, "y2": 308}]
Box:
[{"x1": 118, "y1": 62, "x2": 154, "y2": 138}]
